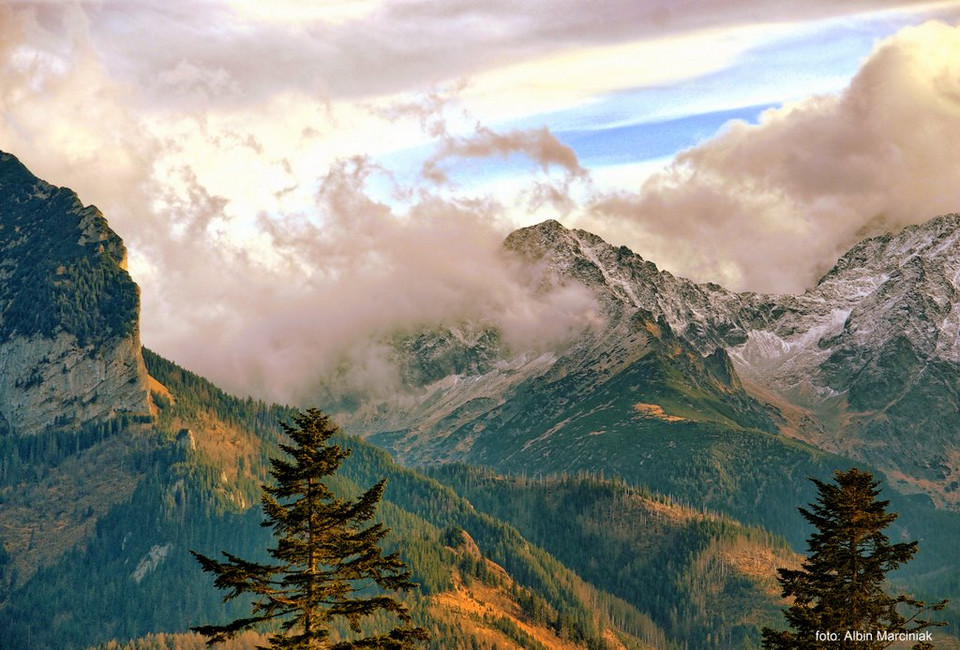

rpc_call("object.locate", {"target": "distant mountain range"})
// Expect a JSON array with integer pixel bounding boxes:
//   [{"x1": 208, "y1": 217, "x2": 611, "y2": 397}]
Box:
[
  {"x1": 0, "y1": 150, "x2": 957, "y2": 648},
  {"x1": 338, "y1": 213, "x2": 960, "y2": 514}
]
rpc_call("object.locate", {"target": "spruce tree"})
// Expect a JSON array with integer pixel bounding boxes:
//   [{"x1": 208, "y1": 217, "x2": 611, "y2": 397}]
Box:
[
  {"x1": 762, "y1": 468, "x2": 946, "y2": 649},
  {"x1": 191, "y1": 408, "x2": 429, "y2": 649}
]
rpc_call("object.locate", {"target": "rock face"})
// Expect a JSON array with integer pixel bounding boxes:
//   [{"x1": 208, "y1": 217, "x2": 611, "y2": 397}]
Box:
[
  {"x1": 0, "y1": 152, "x2": 150, "y2": 435},
  {"x1": 722, "y1": 215, "x2": 960, "y2": 501},
  {"x1": 346, "y1": 215, "x2": 960, "y2": 509},
  {"x1": 0, "y1": 331, "x2": 150, "y2": 436}
]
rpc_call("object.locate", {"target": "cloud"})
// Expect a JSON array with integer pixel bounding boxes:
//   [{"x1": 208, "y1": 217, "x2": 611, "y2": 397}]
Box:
[
  {"x1": 0, "y1": 3, "x2": 600, "y2": 405},
  {"x1": 46, "y1": 0, "x2": 943, "y2": 113},
  {"x1": 155, "y1": 157, "x2": 599, "y2": 403},
  {"x1": 580, "y1": 19, "x2": 960, "y2": 293},
  {"x1": 0, "y1": 5, "x2": 157, "y2": 212},
  {"x1": 423, "y1": 125, "x2": 586, "y2": 184},
  {"x1": 128, "y1": 124, "x2": 601, "y2": 404}
]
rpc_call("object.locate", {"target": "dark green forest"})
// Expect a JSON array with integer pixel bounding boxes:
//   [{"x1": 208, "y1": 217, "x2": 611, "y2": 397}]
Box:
[
  {"x1": 428, "y1": 465, "x2": 791, "y2": 648},
  {"x1": 1, "y1": 346, "x2": 957, "y2": 648},
  {"x1": 0, "y1": 154, "x2": 138, "y2": 346}
]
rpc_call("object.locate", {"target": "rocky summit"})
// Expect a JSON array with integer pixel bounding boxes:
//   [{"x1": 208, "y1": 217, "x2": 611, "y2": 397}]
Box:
[
  {"x1": 0, "y1": 151, "x2": 150, "y2": 435},
  {"x1": 726, "y1": 215, "x2": 960, "y2": 502}
]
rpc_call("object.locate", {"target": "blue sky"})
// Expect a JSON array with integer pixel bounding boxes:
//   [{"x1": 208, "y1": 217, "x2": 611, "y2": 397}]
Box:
[{"x1": 395, "y1": 5, "x2": 957, "y2": 190}]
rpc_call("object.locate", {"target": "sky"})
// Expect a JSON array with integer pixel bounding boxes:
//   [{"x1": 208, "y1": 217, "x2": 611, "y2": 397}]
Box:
[{"x1": 3, "y1": 0, "x2": 960, "y2": 403}]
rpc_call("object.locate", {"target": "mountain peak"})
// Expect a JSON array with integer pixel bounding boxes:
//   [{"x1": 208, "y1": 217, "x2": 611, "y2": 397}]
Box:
[
  {"x1": 0, "y1": 151, "x2": 135, "y2": 344},
  {"x1": 0, "y1": 151, "x2": 151, "y2": 434},
  {"x1": 900, "y1": 211, "x2": 960, "y2": 238},
  {"x1": 501, "y1": 219, "x2": 574, "y2": 261},
  {"x1": 821, "y1": 212, "x2": 960, "y2": 284},
  {"x1": 0, "y1": 151, "x2": 36, "y2": 184}
]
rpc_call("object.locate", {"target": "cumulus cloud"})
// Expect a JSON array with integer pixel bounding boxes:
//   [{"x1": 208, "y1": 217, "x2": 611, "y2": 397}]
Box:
[
  {"x1": 149, "y1": 157, "x2": 599, "y2": 403},
  {"x1": 580, "y1": 20, "x2": 960, "y2": 294},
  {"x1": 0, "y1": 4, "x2": 157, "y2": 215},
  {"x1": 0, "y1": 3, "x2": 600, "y2": 405}
]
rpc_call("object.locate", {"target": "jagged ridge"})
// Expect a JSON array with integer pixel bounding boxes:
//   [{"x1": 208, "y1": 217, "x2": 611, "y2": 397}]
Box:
[{"x1": 362, "y1": 214, "x2": 960, "y2": 509}]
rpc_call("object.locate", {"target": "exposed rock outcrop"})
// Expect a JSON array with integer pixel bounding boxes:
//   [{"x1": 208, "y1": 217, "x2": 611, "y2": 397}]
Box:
[
  {"x1": 0, "y1": 330, "x2": 150, "y2": 435},
  {"x1": 0, "y1": 151, "x2": 150, "y2": 434}
]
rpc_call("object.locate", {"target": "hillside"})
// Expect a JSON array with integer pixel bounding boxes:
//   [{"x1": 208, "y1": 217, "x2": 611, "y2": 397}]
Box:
[
  {"x1": 428, "y1": 465, "x2": 800, "y2": 648},
  {"x1": 135, "y1": 352, "x2": 809, "y2": 649},
  {"x1": 1, "y1": 348, "x2": 669, "y2": 649},
  {"x1": 345, "y1": 216, "x2": 960, "y2": 513}
]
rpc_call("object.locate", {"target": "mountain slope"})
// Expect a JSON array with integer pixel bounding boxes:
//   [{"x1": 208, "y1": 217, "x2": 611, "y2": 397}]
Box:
[
  {"x1": 728, "y1": 215, "x2": 960, "y2": 504},
  {"x1": 139, "y1": 353, "x2": 801, "y2": 650},
  {"x1": 2, "y1": 345, "x2": 671, "y2": 649},
  {"x1": 428, "y1": 465, "x2": 799, "y2": 649},
  {"x1": 341, "y1": 223, "x2": 850, "y2": 541}
]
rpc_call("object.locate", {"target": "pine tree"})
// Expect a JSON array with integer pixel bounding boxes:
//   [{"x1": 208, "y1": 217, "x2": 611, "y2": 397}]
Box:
[
  {"x1": 191, "y1": 408, "x2": 429, "y2": 649},
  {"x1": 762, "y1": 468, "x2": 947, "y2": 649}
]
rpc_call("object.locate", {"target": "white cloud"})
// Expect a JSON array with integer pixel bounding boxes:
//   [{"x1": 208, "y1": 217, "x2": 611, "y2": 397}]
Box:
[
  {"x1": 580, "y1": 20, "x2": 960, "y2": 293},
  {"x1": 461, "y1": 22, "x2": 798, "y2": 123}
]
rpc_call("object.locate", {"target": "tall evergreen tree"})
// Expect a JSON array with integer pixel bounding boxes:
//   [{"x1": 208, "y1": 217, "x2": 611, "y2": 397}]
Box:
[
  {"x1": 762, "y1": 468, "x2": 947, "y2": 649},
  {"x1": 191, "y1": 408, "x2": 428, "y2": 649}
]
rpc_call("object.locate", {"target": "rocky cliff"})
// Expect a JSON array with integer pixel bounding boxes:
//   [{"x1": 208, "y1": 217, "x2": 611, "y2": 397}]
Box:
[{"x1": 0, "y1": 152, "x2": 150, "y2": 435}]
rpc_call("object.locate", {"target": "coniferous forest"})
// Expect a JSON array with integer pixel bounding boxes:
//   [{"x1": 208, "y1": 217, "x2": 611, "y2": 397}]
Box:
[{"x1": 1, "y1": 347, "x2": 954, "y2": 648}]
